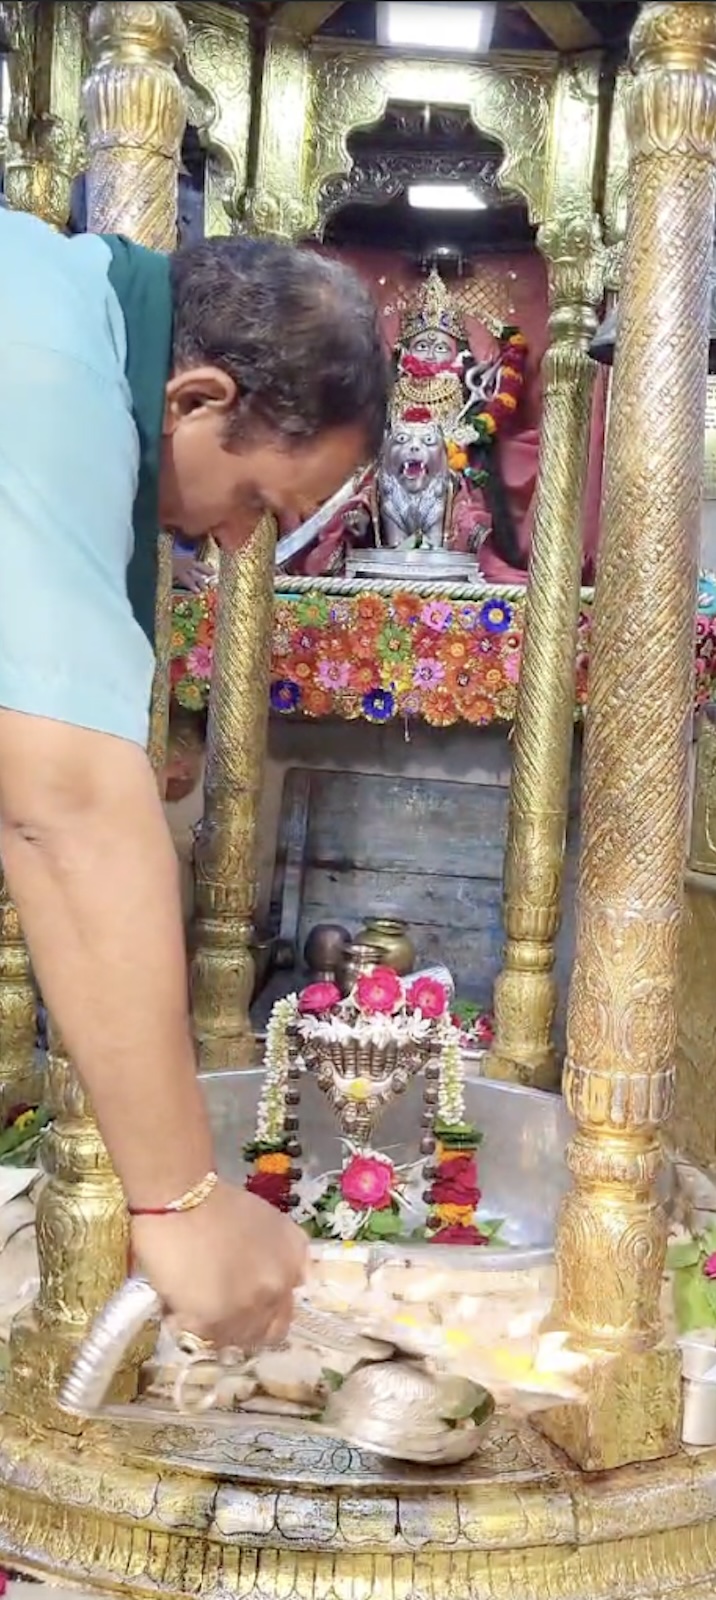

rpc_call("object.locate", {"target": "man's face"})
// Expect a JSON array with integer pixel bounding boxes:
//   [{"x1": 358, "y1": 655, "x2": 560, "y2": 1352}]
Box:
[{"x1": 159, "y1": 366, "x2": 368, "y2": 551}]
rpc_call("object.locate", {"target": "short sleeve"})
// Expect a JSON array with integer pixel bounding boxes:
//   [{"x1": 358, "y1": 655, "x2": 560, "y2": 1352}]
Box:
[{"x1": 0, "y1": 342, "x2": 155, "y2": 747}]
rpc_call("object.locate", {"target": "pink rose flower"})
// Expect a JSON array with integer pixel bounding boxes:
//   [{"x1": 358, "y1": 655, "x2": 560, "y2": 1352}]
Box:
[
  {"x1": 408, "y1": 976, "x2": 447, "y2": 1020},
  {"x1": 355, "y1": 966, "x2": 403, "y2": 1015},
  {"x1": 298, "y1": 981, "x2": 342, "y2": 1015},
  {"x1": 703, "y1": 1253, "x2": 716, "y2": 1280},
  {"x1": 340, "y1": 1154, "x2": 394, "y2": 1211}
]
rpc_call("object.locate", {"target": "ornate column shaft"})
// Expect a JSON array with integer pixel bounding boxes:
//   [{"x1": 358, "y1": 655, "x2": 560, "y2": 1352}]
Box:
[
  {"x1": 191, "y1": 517, "x2": 276, "y2": 1069},
  {"x1": 83, "y1": 0, "x2": 188, "y2": 778},
  {"x1": 0, "y1": 2, "x2": 84, "y2": 1101},
  {"x1": 541, "y1": 1, "x2": 716, "y2": 1472},
  {"x1": 0, "y1": 1, "x2": 84, "y2": 230},
  {"x1": 7, "y1": 3, "x2": 187, "y2": 1422},
  {"x1": 487, "y1": 216, "x2": 603, "y2": 1088},
  {"x1": 0, "y1": 878, "x2": 38, "y2": 1112}
]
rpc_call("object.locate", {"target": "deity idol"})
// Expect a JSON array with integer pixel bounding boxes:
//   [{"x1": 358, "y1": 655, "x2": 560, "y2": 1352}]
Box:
[
  {"x1": 378, "y1": 409, "x2": 452, "y2": 550},
  {"x1": 293, "y1": 267, "x2": 537, "y2": 578}
]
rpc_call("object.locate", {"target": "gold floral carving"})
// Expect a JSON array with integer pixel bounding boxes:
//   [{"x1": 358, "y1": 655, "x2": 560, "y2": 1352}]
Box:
[
  {"x1": 5, "y1": 1042, "x2": 142, "y2": 1431},
  {"x1": 182, "y1": 2, "x2": 251, "y2": 236},
  {"x1": 1, "y1": 1404, "x2": 716, "y2": 1595},
  {"x1": 191, "y1": 515, "x2": 277, "y2": 1070},
  {"x1": 0, "y1": 1, "x2": 85, "y2": 229},
  {"x1": 250, "y1": 37, "x2": 555, "y2": 240},
  {"x1": 603, "y1": 68, "x2": 629, "y2": 292},
  {"x1": 541, "y1": 0, "x2": 716, "y2": 1471}
]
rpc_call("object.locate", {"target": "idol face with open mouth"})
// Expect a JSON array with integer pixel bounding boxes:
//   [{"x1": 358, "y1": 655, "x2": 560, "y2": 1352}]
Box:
[{"x1": 378, "y1": 415, "x2": 450, "y2": 550}]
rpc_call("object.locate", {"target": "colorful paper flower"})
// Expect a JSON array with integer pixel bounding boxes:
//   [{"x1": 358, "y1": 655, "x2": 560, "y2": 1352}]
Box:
[
  {"x1": 413, "y1": 659, "x2": 445, "y2": 689},
  {"x1": 408, "y1": 976, "x2": 447, "y2": 1020},
  {"x1": 355, "y1": 967, "x2": 403, "y2": 1015},
  {"x1": 270, "y1": 679, "x2": 300, "y2": 713},
  {"x1": 185, "y1": 645, "x2": 213, "y2": 680},
  {"x1": 421, "y1": 601, "x2": 453, "y2": 633},
  {"x1": 480, "y1": 601, "x2": 513, "y2": 635},
  {"x1": 317, "y1": 658, "x2": 351, "y2": 691},
  {"x1": 298, "y1": 982, "x2": 342, "y2": 1015},
  {"x1": 340, "y1": 1153, "x2": 394, "y2": 1211},
  {"x1": 362, "y1": 688, "x2": 395, "y2": 722},
  {"x1": 296, "y1": 595, "x2": 329, "y2": 628}
]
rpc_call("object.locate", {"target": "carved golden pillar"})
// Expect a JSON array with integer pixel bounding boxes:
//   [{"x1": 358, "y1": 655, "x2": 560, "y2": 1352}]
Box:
[
  {"x1": 541, "y1": 1, "x2": 716, "y2": 1472},
  {"x1": 0, "y1": 878, "x2": 37, "y2": 1113},
  {"x1": 0, "y1": 1, "x2": 84, "y2": 230},
  {"x1": 83, "y1": 0, "x2": 187, "y2": 776},
  {"x1": 191, "y1": 516, "x2": 276, "y2": 1069},
  {"x1": 488, "y1": 216, "x2": 603, "y2": 1089},
  {"x1": 0, "y1": 2, "x2": 84, "y2": 1102},
  {"x1": 7, "y1": 3, "x2": 187, "y2": 1419}
]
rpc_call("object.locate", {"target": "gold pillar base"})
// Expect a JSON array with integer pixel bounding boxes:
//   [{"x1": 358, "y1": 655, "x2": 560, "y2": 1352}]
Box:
[
  {"x1": 4, "y1": 1310, "x2": 141, "y2": 1435},
  {"x1": 487, "y1": 969, "x2": 559, "y2": 1089},
  {"x1": 0, "y1": 1404, "x2": 713, "y2": 1599},
  {"x1": 538, "y1": 1346, "x2": 682, "y2": 1472}
]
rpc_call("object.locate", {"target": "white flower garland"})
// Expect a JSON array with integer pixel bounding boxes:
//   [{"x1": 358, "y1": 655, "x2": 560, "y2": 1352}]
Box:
[
  {"x1": 437, "y1": 1029, "x2": 466, "y2": 1125},
  {"x1": 257, "y1": 994, "x2": 298, "y2": 1145}
]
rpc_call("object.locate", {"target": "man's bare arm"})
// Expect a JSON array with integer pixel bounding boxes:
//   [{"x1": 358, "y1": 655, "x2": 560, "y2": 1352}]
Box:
[{"x1": 0, "y1": 708, "x2": 213, "y2": 1206}]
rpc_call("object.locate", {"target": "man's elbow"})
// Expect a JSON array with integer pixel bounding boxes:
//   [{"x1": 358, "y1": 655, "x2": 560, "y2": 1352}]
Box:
[{"x1": 0, "y1": 709, "x2": 151, "y2": 844}]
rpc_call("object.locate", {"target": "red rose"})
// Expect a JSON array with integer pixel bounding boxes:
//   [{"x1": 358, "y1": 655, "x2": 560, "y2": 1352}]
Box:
[
  {"x1": 246, "y1": 1171, "x2": 291, "y2": 1211},
  {"x1": 355, "y1": 967, "x2": 403, "y2": 1015},
  {"x1": 407, "y1": 976, "x2": 447, "y2": 1020},
  {"x1": 432, "y1": 1225, "x2": 490, "y2": 1246},
  {"x1": 341, "y1": 1154, "x2": 394, "y2": 1211},
  {"x1": 431, "y1": 1171, "x2": 479, "y2": 1203},
  {"x1": 298, "y1": 981, "x2": 342, "y2": 1015},
  {"x1": 704, "y1": 1253, "x2": 716, "y2": 1280}
]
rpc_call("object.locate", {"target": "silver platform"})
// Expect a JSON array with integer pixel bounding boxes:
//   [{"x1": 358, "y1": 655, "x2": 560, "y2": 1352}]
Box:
[{"x1": 202, "y1": 1070, "x2": 574, "y2": 1271}]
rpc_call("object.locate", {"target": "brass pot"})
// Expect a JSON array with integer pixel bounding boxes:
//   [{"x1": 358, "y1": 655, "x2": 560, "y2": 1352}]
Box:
[
  {"x1": 338, "y1": 941, "x2": 378, "y2": 995},
  {"x1": 357, "y1": 918, "x2": 416, "y2": 977}
]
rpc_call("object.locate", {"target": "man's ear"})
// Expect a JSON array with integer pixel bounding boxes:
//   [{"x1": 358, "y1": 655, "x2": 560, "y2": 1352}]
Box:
[{"x1": 164, "y1": 366, "x2": 237, "y2": 431}]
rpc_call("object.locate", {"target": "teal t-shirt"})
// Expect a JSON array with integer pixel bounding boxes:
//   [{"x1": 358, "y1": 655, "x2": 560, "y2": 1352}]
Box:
[{"x1": 0, "y1": 208, "x2": 155, "y2": 746}]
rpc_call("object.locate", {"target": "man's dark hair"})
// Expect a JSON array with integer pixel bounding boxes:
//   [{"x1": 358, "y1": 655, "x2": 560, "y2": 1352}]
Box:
[{"x1": 171, "y1": 236, "x2": 391, "y2": 459}]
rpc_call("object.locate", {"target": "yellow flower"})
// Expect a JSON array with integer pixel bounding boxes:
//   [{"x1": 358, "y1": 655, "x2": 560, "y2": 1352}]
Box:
[
  {"x1": 346, "y1": 1077, "x2": 371, "y2": 1102},
  {"x1": 501, "y1": 366, "x2": 522, "y2": 383},
  {"x1": 433, "y1": 1204, "x2": 475, "y2": 1226},
  {"x1": 13, "y1": 1109, "x2": 36, "y2": 1133},
  {"x1": 435, "y1": 1143, "x2": 467, "y2": 1164},
  {"x1": 496, "y1": 393, "x2": 518, "y2": 412},
  {"x1": 256, "y1": 1152, "x2": 292, "y2": 1175}
]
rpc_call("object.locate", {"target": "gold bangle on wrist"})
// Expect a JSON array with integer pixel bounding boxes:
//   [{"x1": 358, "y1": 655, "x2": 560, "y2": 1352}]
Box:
[{"x1": 127, "y1": 1169, "x2": 218, "y2": 1218}]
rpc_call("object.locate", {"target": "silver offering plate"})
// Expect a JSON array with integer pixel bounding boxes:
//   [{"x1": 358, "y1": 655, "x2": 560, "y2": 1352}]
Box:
[
  {"x1": 345, "y1": 548, "x2": 481, "y2": 583},
  {"x1": 59, "y1": 1278, "x2": 495, "y2": 1466}
]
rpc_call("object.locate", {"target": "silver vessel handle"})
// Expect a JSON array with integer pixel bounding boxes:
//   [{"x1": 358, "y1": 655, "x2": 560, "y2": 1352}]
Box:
[{"x1": 59, "y1": 1277, "x2": 162, "y2": 1416}]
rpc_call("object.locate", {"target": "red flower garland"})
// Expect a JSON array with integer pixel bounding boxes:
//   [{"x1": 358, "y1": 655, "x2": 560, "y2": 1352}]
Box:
[{"x1": 469, "y1": 327, "x2": 528, "y2": 444}]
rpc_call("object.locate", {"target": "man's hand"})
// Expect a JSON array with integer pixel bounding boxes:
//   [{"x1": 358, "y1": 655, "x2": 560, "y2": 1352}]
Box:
[
  {"x1": 172, "y1": 552, "x2": 215, "y2": 593},
  {"x1": 131, "y1": 1182, "x2": 308, "y2": 1350}
]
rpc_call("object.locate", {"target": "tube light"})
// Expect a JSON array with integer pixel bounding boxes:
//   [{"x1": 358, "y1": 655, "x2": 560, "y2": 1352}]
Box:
[
  {"x1": 376, "y1": 3, "x2": 497, "y2": 54},
  {"x1": 408, "y1": 184, "x2": 486, "y2": 212}
]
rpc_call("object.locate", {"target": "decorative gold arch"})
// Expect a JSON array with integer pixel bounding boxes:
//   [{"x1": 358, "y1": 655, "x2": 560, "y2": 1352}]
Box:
[
  {"x1": 248, "y1": 37, "x2": 560, "y2": 240},
  {"x1": 181, "y1": 1, "x2": 251, "y2": 237}
]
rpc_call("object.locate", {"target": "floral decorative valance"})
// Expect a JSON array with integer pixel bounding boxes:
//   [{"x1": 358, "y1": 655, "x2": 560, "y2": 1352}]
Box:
[{"x1": 170, "y1": 578, "x2": 716, "y2": 729}]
